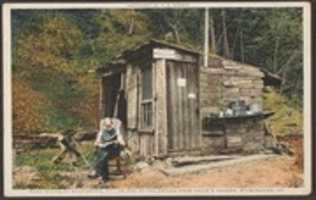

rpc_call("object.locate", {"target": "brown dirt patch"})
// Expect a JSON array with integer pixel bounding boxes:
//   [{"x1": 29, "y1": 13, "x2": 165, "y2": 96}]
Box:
[
  {"x1": 13, "y1": 155, "x2": 303, "y2": 189},
  {"x1": 107, "y1": 156, "x2": 303, "y2": 188}
]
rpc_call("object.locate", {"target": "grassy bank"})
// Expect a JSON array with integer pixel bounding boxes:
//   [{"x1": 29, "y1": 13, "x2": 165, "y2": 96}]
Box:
[{"x1": 263, "y1": 87, "x2": 303, "y2": 136}]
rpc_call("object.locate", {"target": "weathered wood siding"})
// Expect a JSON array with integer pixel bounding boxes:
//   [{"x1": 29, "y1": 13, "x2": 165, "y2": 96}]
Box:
[
  {"x1": 125, "y1": 65, "x2": 140, "y2": 155},
  {"x1": 126, "y1": 65, "x2": 138, "y2": 129},
  {"x1": 126, "y1": 61, "x2": 158, "y2": 159},
  {"x1": 137, "y1": 62, "x2": 156, "y2": 158},
  {"x1": 166, "y1": 60, "x2": 200, "y2": 153},
  {"x1": 155, "y1": 59, "x2": 168, "y2": 156},
  {"x1": 138, "y1": 132, "x2": 155, "y2": 159}
]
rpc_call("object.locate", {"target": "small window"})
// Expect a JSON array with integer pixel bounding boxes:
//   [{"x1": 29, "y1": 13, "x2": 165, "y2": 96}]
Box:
[
  {"x1": 142, "y1": 67, "x2": 152, "y2": 100},
  {"x1": 141, "y1": 66, "x2": 153, "y2": 129},
  {"x1": 142, "y1": 102, "x2": 153, "y2": 128}
]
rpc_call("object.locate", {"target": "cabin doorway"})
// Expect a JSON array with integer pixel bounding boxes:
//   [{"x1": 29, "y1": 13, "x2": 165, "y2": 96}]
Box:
[
  {"x1": 166, "y1": 61, "x2": 200, "y2": 152},
  {"x1": 102, "y1": 73, "x2": 127, "y2": 127}
]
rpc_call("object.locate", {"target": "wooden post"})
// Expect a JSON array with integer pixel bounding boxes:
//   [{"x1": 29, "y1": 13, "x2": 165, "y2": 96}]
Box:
[
  {"x1": 155, "y1": 59, "x2": 168, "y2": 156},
  {"x1": 153, "y1": 61, "x2": 159, "y2": 157},
  {"x1": 222, "y1": 10, "x2": 230, "y2": 58},
  {"x1": 240, "y1": 30, "x2": 245, "y2": 62},
  {"x1": 204, "y1": 8, "x2": 209, "y2": 67}
]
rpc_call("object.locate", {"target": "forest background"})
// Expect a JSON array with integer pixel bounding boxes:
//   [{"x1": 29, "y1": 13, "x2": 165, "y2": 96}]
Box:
[{"x1": 11, "y1": 8, "x2": 303, "y2": 135}]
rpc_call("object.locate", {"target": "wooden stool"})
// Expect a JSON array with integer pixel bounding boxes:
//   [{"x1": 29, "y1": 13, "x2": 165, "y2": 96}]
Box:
[{"x1": 109, "y1": 148, "x2": 130, "y2": 178}]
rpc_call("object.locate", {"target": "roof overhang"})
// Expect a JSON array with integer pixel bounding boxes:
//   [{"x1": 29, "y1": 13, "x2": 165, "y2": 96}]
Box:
[
  {"x1": 95, "y1": 39, "x2": 282, "y2": 87},
  {"x1": 259, "y1": 68, "x2": 282, "y2": 87}
]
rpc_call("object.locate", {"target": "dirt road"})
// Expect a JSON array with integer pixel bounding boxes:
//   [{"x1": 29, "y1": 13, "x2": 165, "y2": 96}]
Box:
[{"x1": 13, "y1": 154, "x2": 303, "y2": 189}]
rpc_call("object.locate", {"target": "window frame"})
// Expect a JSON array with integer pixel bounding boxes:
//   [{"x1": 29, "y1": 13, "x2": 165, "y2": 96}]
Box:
[{"x1": 139, "y1": 64, "x2": 154, "y2": 132}]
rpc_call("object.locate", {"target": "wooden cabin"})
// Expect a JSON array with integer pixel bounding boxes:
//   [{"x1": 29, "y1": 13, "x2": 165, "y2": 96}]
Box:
[{"x1": 96, "y1": 39, "x2": 278, "y2": 159}]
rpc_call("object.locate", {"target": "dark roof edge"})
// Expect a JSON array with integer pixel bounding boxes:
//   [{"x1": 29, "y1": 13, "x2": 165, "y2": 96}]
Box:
[
  {"x1": 259, "y1": 68, "x2": 283, "y2": 87},
  {"x1": 95, "y1": 38, "x2": 282, "y2": 87},
  {"x1": 150, "y1": 39, "x2": 201, "y2": 55},
  {"x1": 97, "y1": 39, "x2": 201, "y2": 71}
]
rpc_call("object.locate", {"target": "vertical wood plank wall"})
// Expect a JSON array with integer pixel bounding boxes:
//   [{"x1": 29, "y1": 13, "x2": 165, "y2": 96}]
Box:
[
  {"x1": 166, "y1": 61, "x2": 201, "y2": 153},
  {"x1": 155, "y1": 59, "x2": 168, "y2": 156},
  {"x1": 153, "y1": 61, "x2": 159, "y2": 157},
  {"x1": 138, "y1": 62, "x2": 156, "y2": 158},
  {"x1": 125, "y1": 65, "x2": 140, "y2": 155},
  {"x1": 126, "y1": 65, "x2": 138, "y2": 129}
]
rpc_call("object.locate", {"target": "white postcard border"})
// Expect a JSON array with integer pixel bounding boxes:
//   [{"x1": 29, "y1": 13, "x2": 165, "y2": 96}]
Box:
[{"x1": 2, "y1": 1, "x2": 312, "y2": 197}]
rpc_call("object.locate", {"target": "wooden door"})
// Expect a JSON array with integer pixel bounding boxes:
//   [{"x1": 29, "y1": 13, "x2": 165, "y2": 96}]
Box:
[
  {"x1": 166, "y1": 60, "x2": 200, "y2": 152},
  {"x1": 102, "y1": 73, "x2": 121, "y2": 118}
]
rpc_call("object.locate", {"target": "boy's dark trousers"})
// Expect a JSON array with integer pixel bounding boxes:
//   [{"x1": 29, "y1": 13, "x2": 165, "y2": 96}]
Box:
[{"x1": 95, "y1": 143, "x2": 121, "y2": 181}]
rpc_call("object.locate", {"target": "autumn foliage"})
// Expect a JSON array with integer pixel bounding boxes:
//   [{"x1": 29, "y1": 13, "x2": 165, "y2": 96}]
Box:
[
  {"x1": 15, "y1": 16, "x2": 83, "y2": 73},
  {"x1": 75, "y1": 75, "x2": 100, "y2": 128},
  {"x1": 12, "y1": 15, "x2": 99, "y2": 135},
  {"x1": 12, "y1": 75, "x2": 49, "y2": 134}
]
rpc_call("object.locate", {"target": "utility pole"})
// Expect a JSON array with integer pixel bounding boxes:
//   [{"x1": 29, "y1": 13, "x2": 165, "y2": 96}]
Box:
[
  {"x1": 204, "y1": 8, "x2": 209, "y2": 67},
  {"x1": 240, "y1": 30, "x2": 245, "y2": 62},
  {"x1": 222, "y1": 10, "x2": 230, "y2": 58}
]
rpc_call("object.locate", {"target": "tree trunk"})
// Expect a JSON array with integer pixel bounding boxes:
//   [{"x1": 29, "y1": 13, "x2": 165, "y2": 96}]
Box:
[
  {"x1": 240, "y1": 30, "x2": 245, "y2": 62},
  {"x1": 273, "y1": 37, "x2": 280, "y2": 72},
  {"x1": 231, "y1": 27, "x2": 240, "y2": 60},
  {"x1": 210, "y1": 14, "x2": 217, "y2": 54},
  {"x1": 221, "y1": 10, "x2": 230, "y2": 58},
  {"x1": 128, "y1": 17, "x2": 135, "y2": 35},
  {"x1": 277, "y1": 50, "x2": 301, "y2": 75},
  {"x1": 170, "y1": 25, "x2": 181, "y2": 43},
  {"x1": 280, "y1": 69, "x2": 287, "y2": 94}
]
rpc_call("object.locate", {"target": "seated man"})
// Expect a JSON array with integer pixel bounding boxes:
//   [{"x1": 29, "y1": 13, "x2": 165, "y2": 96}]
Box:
[{"x1": 89, "y1": 117, "x2": 125, "y2": 182}]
